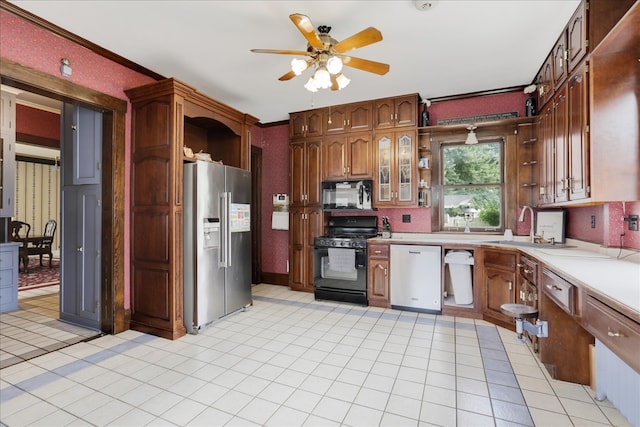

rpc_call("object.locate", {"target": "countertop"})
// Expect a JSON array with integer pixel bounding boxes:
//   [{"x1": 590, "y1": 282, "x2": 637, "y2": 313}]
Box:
[{"x1": 370, "y1": 233, "x2": 640, "y2": 317}]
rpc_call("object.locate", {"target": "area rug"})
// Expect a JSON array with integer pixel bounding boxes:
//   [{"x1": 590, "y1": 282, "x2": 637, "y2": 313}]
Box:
[{"x1": 18, "y1": 257, "x2": 60, "y2": 290}]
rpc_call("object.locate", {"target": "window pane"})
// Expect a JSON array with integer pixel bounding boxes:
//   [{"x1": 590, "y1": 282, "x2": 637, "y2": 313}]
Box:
[
  {"x1": 443, "y1": 186, "x2": 502, "y2": 229},
  {"x1": 443, "y1": 143, "x2": 501, "y2": 185}
]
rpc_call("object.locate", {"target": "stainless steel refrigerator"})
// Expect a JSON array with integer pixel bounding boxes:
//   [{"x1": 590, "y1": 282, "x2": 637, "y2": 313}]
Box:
[{"x1": 183, "y1": 162, "x2": 252, "y2": 334}]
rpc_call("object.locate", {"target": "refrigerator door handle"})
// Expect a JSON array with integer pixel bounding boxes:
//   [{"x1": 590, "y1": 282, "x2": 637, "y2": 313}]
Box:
[
  {"x1": 220, "y1": 192, "x2": 229, "y2": 267},
  {"x1": 226, "y1": 191, "x2": 232, "y2": 268}
]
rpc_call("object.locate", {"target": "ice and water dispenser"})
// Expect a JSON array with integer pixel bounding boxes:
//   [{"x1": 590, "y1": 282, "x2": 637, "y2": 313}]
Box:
[{"x1": 203, "y1": 219, "x2": 220, "y2": 249}]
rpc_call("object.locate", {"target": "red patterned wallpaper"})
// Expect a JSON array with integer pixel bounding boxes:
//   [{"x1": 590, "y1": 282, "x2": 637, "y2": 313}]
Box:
[{"x1": 16, "y1": 105, "x2": 59, "y2": 140}]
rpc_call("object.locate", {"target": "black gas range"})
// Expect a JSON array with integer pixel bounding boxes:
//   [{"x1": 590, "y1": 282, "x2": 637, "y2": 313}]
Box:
[{"x1": 313, "y1": 216, "x2": 378, "y2": 305}]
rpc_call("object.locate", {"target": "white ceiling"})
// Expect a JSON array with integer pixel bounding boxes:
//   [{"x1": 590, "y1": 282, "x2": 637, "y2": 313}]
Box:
[{"x1": 11, "y1": 0, "x2": 580, "y2": 124}]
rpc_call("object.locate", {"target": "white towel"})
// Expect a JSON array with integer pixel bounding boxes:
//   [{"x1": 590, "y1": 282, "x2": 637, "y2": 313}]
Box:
[{"x1": 328, "y1": 248, "x2": 356, "y2": 273}]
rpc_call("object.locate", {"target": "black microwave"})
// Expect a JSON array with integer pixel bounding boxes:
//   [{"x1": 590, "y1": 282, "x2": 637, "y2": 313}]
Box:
[{"x1": 322, "y1": 180, "x2": 373, "y2": 210}]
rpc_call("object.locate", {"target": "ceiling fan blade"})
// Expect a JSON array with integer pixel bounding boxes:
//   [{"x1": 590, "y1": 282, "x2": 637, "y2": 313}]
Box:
[
  {"x1": 279, "y1": 70, "x2": 297, "y2": 81},
  {"x1": 332, "y1": 27, "x2": 383, "y2": 53},
  {"x1": 251, "y1": 49, "x2": 310, "y2": 56},
  {"x1": 290, "y1": 14, "x2": 324, "y2": 50},
  {"x1": 330, "y1": 75, "x2": 339, "y2": 91},
  {"x1": 339, "y1": 55, "x2": 390, "y2": 75}
]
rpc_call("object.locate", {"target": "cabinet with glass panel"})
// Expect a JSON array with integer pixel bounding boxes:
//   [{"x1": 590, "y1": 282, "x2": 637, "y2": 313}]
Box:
[{"x1": 374, "y1": 129, "x2": 417, "y2": 207}]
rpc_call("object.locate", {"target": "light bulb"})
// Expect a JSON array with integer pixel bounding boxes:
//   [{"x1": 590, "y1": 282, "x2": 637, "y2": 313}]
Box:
[
  {"x1": 326, "y1": 56, "x2": 343, "y2": 74},
  {"x1": 465, "y1": 130, "x2": 478, "y2": 145},
  {"x1": 291, "y1": 58, "x2": 308, "y2": 75},
  {"x1": 304, "y1": 76, "x2": 318, "y2": 92},
  {"x1": 313, "y1": 67, "x2": 331, "y2": 89},
  {"x1": 335, "y1": 73, "x2": 350, "y2": 89}
]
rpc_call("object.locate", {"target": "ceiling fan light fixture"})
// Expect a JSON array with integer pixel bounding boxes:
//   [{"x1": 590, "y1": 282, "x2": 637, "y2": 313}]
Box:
[
  {"x1": 291, "y1": 58, "x2": 308, "y2": 75},
  {"x1": 326, "y1": 56, "x2": 343, "y2": 74},
  {"x1": 304, "y1": 76, "x2": 318, "y2": 92},
  {"x1": 465, "y1": 125, "x2": 479, "y2": 145},
  {"x1": 313, "y1": 67, "x2": 332, "y2": 89},
  {"x1": 336, "y1": 73, "x2": 350, "y2": 90}
]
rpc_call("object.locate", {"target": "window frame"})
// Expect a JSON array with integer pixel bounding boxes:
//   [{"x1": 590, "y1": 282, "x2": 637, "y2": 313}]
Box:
[{"x1": 439, "y1": 139, "x2": 506, "y2": 233}]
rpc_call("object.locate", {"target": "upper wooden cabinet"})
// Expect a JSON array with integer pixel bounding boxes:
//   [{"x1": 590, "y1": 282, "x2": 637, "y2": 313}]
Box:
[
  {"x1": 125, "y1": 78, "x2": 257, "y2": 340},
  {"x1": 374, "y1": 129, "x2": 417, "y2": 207},
  {"x1": 552, "y1": 33, "x2": 568, "y2": 89},
  {"x1": 589, "y1": 1, "x2": 640, "y2": 202},
  {"x1": 322, "y1": 133, "x2": 373, "y2": 181},
  {"x1": 373, "y1": 94, "x2": 418, "y2": 129},
  {"x1": 325, "y1": 102, "x2": 372, "y2": 134},
  {"x1": 290, "y1": 139, "x2": 322, "y2": 206},
  {"x1": 290, "y1": 109, "x2": 323, "y2": 140},
  {"x1": 535, "y1": 53, "x2": 554, "y2": 108},
  {"x1": 566, "y1": 2, "x2": 587, "y2": 72}
]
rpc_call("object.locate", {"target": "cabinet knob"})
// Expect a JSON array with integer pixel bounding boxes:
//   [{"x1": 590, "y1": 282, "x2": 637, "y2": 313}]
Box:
[{"x1": 607, "y1": 329, "x2": 625, "y2": 338}]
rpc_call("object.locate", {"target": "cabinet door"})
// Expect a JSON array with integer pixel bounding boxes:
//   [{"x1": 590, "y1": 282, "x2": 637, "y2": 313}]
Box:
[
  {"x1": 373, "y1": 99, "x2": 394, "y2": 129},
  {"x1": 289, "y1": 208, "x2": 306, "y2": 290},
  {"x1": 290, "y1": 112, "x2": 306, "y2": 139},
  {"x1": 289, "y1": 142, "x2": 306, "y2": 205},
  {"x1": 567, "y1": 65, "x2": 590, "y2": 201},
  {"x1": 368, "y1": 258, "x2": 389, "y2": 307},
  {"x1": 394, "y1": 96, "x2": 417, "y2": 128},
  {"x1": 306, "y1": 140, "x2": 322, "y2": 205},
  {"x1": 347, "y1": 133, "x2": 373, "y2": 179},
  {"x1": 552, "y1": 33, "x2": 568, "y2": 88},
  {"x1": 485, "y1": 266, "x2": 516, "y2": 318},
  {"x1": 567, "y1": 3, "x2": 587, "y2": 71},
  {"x1": 541, "y1": 54, "x2": 554, "y2": 107},
  {"x1": 395, "y1": 131, "x2": 416, "y2": 205},
  {"x1": 349, "y1": 102, "x2": 372, "y2": 132},
  {"x1": 325, "y1": 107, "x2": 347, "y2": 134},
  {"x1": 553, "y1": 86, "x2": 568, "y2": 203},
  {"x1": 540, "y1": 105, "x2": 554, "y2": 204},
  {"x1": 375, "y1": 132, "x2": 394, "y2": 205},
  {"x1": 306, "y1": 110, "x2": 324, "y2": 138},
  {"x1": 322, "y1": 136, "x2": 347, "y2": 180}
]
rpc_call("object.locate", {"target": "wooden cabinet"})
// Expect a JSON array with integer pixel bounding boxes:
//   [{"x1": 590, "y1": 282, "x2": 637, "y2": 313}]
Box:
[
  {"x1": 538, "y1": 267, "x2": 594, "y2": 385},
  {"x1": 289, "y1": 138, "x2": 322, "y2": 292},
  {"x1": 0, "y1": 90, "x2": 16, "y2": 217},
  {"x1": 290, "y1": 109, "x2": 323, "y2": 140},
  {"x1": 290, "y1": 140, "x2": 322, "y2": 206},
  {"x1": 588, "y1": 2, "x2": 640, "y2": 202},
  {"x1": 322, "y1": 133, "x2": 373, "y2": 181},
  {"x1": 373, "y1": 94, "x2": 418, "y2": 129},
  {"x1": 539, "y1": 63, "x2": 590, "y2": 206},
  {"x1": 367, "y1": 243, "x2": 390, "y2": 308},
  {"x1": 583, "y1": 294, "x2": 640, "y2": 374},
  {"x1": 325, "y1": 102, "x2": 372, "y2": 134},
  {"x1": 125, "y1": 78, "x2": 257, "y2": 340},
  {"x1": 289, "y1": 207, "x2": 323, "y2": 292},
  {"x1": 566, "y1": 1, "x2": 587, "y2": 72},
  {"x1": 552, "y1": 33, "x2": 568, "y2": 89},
  {"x1": 374, "y1": 129, "x2": 417, "y2": 207},
  {"x1": 566, "y1": 63, "x2": 590, "y2": 201},
  {"x1": 482, "y1": 249, "x2": 517, "y2": 328},
  {"x1": 535, "y1": 53, "x2": 554, "y2": 109},
  {"x1": 516, "y1": 255, "x2": 539, "y2": 349}
]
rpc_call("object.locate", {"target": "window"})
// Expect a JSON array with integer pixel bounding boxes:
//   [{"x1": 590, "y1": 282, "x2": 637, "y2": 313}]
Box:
[{"x1": 441, "y1": 140, "x2": 504, "y2": 232}]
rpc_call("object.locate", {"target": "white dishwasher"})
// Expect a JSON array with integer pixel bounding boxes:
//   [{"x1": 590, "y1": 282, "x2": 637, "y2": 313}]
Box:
[{"x1": 390, "y1": 245, "x2": 442, "y2": 313}]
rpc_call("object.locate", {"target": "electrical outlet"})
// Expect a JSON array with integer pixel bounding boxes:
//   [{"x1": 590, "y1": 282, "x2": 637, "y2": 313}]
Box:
[
  {"x1": 402, "y1": 214, "x2": 411, "y2": 223},
  {"x1": 623, "y1": 215, "x2": 639, "y2": 231},
  {"x1": 590, "y1": 215, "x2": 596, "y2": 228}
]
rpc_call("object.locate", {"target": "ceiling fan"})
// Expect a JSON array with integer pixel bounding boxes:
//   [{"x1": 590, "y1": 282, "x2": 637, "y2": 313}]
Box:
[{"x1": 251, "y1": 14, "x2": 390, "y2": 92}]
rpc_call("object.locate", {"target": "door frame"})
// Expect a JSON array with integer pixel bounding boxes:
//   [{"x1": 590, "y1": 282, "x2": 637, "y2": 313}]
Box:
[
  {"x1": 251, "y1": 145, "x2": 262, "y2": 284},
  {"x1": 1, "y1": 58, "x2": 128, "y2": 334}
]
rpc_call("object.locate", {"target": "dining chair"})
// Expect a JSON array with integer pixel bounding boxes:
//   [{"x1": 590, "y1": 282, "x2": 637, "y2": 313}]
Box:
[
  {"x1": 28, "y1": 219, "x2": 57, "y2": 268},
  {"x1": 10, "y1": 220, "x2": 31, "y2": 272}
]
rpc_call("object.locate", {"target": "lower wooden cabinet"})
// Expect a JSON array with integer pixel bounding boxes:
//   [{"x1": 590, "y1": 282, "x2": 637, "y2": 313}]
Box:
[
  {"x1": 482, "y1": 249, "x2": 517, "y2": 328},
  {"x1": 367, "y1": 243, "x2": 390, "y2": 308},
  {"x1": 289, "y1": 207, "x2": 323, "y2": 292}
]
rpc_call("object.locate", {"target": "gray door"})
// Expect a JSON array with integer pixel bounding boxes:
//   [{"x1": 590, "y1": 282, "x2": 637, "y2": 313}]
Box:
[{"x1": 60, "y1": 104, "x2": 102, "y2": 330}]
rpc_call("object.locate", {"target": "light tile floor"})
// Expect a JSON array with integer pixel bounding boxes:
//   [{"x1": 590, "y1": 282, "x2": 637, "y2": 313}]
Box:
[
  {"x1": 0, "y1": 284, "x2": 632, "y2": 426},
  {"x1": 0, "y1": 285, "x2": 101, "y2": 369}
]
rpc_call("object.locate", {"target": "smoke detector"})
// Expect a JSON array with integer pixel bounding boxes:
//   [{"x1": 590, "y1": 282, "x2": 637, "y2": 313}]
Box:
[{"x1": 414, "y1": 0, "x2": 437, "y2": 11}]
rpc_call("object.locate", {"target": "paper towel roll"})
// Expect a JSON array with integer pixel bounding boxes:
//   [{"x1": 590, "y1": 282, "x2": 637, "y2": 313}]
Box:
[{"x1": 272, "y1": 212, "x2": 289, "y2": 230}]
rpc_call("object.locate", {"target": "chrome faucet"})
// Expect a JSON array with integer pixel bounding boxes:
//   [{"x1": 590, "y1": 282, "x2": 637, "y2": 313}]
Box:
[{"x1": 518, "y1": 206, "x2": 535, "y2": 243}]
